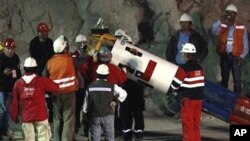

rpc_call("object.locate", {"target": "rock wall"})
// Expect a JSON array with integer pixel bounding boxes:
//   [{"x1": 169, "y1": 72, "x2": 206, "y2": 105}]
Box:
[{"x1": 1, "y1": 0, "x2": 250, "y2": 113}]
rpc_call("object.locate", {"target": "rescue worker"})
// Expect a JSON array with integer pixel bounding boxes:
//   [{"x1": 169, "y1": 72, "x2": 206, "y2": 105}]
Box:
[
  {"x1": 0, "y1": 38, "x2": 22, "y2": 139},
  {"x1": 114, "y1": 28, "x2": 127, "y2": 136},
  {"x1": 119, "y1": 35, "x2": 145, "y2": 141},
  {"x1": 29, "y1": 22, "x2": 54, "y2": 75},
  {"x1": 79, "y1": 45, "x2": 127, "y2": 138},
  {"x1": 10, "y1": 57, "x2": 60, "y2": 141},
  {"x1": 83, "y1": 64, "x2": 127, "y2": 141},
  {"x1": 168, "y1": 43, "x2": 205, "y2": 141},
  {"x1": 165, "y1": 13, "x2": 208, "y2": 118},
  {"x1": 43, "y1": 35, "x2": 78, "y2": 141},
  {"x1": 79, "y1": 46, "x2": 127, "y2": 86},
  {"x1": 211, "y1": 4, "x2": 249, "y2": 94},
  {"x1": 29, "y1": 22, "x2": 55, "y2": 123},
  {"x1": 71, "y1": 34, "x2": 89, "y2": 137}
]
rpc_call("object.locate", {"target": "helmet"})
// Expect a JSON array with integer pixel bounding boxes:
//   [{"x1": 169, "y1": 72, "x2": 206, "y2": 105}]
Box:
[
  {"x1": 97, "y1": 46, "x2": 112, "y2": 62},
  {"x1": 53, "y1": 35, "x2": 68, "y2": 53},
  {"x1": 0, "y1": 42, "x2": 4, "y2": 51},
  {"x1": 37, "y1": 22, "x2": 49, "y2": 33},
  {"x1": 121, "y1": 35, "x2": 133, "y2": 43},
  {"x1": 115, "y1": 29, "x2": 126, "y2": 37},
  {"x1": 4, "y1": 38, "x2": 16, "y2": 48},
  {"x1": 24, "y1": 57, "x2": 37, "y2": 67},
  {"x1": 96, "y1": 64, "x2": 109, "y2": 75},
  {"x1": 75, "y1": 34, "x2": 87, "y2": 43},
  {"x1": 225, "y1": 4, "x2": 237, "y2": 13},
  {"x1": 181, "y1": 43, "x2": 196, "y2": 53},
  {"x1": 179, "y1": 13, "x2": 192, "y2": 22}
]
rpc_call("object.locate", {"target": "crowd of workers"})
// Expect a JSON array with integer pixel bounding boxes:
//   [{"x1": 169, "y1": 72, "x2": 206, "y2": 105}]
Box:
[{"x1": 0, "y1": 3, "x2": 249, "y2": 141}]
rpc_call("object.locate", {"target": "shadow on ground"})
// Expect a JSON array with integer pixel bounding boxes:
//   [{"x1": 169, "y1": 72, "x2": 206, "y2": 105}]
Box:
[{"x1": 142, "y1": 131, "x2": 227, "y2": 141}]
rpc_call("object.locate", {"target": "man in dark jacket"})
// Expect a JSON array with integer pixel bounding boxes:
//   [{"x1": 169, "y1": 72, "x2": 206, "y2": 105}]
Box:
[
  {"x1": 71, "y1": 34, "x2": 89, "y2": 137},
  {"x1": 118, "y1": 34, "x2": 145, "y2": 141},
  {"x1": 165, "y1": 13, "x2": 208, "y2": 117},
  {"x1": 29, "y1": 22, "x2": 54, "y2": 75},
  {"x1": 0, "y1": 38, "x2": 21, "y2": 139},
  {"x1": 166, "y1": 13, "x2": 208, "y2": 65},
  {"x1": 29, "y1": 22, "x2": 54, "y2": 122}
]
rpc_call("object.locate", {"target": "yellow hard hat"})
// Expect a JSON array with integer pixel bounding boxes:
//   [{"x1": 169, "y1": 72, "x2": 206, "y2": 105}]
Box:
[{"x1": 0, "y1": 42, "x2": 4, "y2": 51}]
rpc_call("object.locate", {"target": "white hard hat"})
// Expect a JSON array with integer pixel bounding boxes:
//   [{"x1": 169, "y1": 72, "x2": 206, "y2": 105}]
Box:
[
  {"x1": 225, "y1": 4, "x2": 237, "y2": 13},
  {"x1": 75, "y1": 34, "x2": 87, "y2": 43},
  {"x1": 96, "y1": 64, "x2": 109, "y2": 75},
  {"x1": 115, "y1": 29, "x2": 126, "y2": 37},
  {"x1": 53, "y1": 35, "x2": 67, "y2": 53},
  {"x1": 179, "y1": 13, "x2": 192, "y2": 22},
  {"x1": 121, "y1": 35, "x2": 133, "y2": 43},
  {"x1": 181, "y1": 43, "x2": 196, "y2": 53},
  {"x1": 24, "y1": 57, "x2": 37, "y2": 67}
]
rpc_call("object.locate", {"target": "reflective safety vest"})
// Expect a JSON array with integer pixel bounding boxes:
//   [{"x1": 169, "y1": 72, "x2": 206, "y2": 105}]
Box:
[
  {"x1": 217, "y1": 22, "x2": 244, "y2": 56},
  {"x1": 47, "y1": 54, "x2": 78, "y2": 94}
]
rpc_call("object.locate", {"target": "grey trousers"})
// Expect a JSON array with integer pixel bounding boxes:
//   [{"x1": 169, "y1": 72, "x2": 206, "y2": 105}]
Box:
[
  {"x1": 52, "y1": 92, "x2": 75, "y2": 141},
  {"x1": 89, "y1": 115, "x2": 114, "y2": 141}
]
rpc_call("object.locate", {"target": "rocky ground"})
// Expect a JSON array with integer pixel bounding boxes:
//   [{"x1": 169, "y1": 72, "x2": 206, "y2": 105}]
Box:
[{"x1": 1, "y1": 112, "x2": 229, "y2": 141}]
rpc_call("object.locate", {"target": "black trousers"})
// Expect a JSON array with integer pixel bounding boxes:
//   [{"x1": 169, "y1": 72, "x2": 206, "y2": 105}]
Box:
[
  {"x1": 46, "y1": 95, "x2": 53, "y2": 123},
  {"x1": 74, "y1": 88, "x2": 85, "y2": 133},
  {"x1": 120, "y1": 103, "x2": 144, "y2": 131}
]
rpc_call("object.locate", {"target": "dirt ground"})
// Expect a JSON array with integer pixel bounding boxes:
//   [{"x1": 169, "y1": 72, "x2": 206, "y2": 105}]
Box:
[{"x1": 1, "y1": 112, "x2": 229, "y2": 141}]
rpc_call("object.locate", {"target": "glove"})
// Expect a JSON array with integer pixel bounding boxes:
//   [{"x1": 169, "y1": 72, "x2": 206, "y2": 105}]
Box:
[
  {"x1": 14, "y1": 117, "x2": 19, "y2": 124},
  {"x1": 144, "y1": 87, "x2": 151, "y2": 97},
  {"x1": 172, "y1": 91, "x2": 178, "y2": 96},
  {"x1": 88, "y1": 49, "x2": 96, "y2": 56},
  {"x1": 110, "y1": 101, "x2": 116, "y2": 112},
  {"x1": 4, "y1": 68, "x2": 12, "y2": 75},
  {"x1": 237, "y1": 57, "x2": 243, "y2": 66},
  {"x1": 122, "y1": 67, "x2": 127, "y2": 73},
  {"x1": 166, "y1": 87, "x2": 173, "y2": 96}
]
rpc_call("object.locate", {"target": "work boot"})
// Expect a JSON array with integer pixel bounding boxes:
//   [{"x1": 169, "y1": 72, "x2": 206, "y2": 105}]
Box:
[
  {"x1": 135, "y1": 132, "x2": 143, "y2": 141},
  {"x1": 123, "y1": 130, "x2": 132, "y2": 141}
]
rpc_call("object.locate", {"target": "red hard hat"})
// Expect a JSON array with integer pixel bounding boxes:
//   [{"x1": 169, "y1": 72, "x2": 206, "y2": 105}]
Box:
[
  {"x1": 37, "y1": 22, "x2": 49, "y2": 33},
  {"x1": 4, "y1": 38, "x2": 16, "y2": 48}
]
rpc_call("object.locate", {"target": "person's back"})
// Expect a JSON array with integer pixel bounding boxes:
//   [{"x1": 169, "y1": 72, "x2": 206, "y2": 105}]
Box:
[
  {"x1": 44, "y1": 35, "x2": 78, "y2": 141},
  {"x1": 11, "y1": 76, "x2": 59, "y2": 121},
  {"x1": 46, "y1": 53, "x2": 78, "y2": 93},
  {"x1": 83, "y1": 64, "x2": 127, "y2": 141},
  {"x1": 87, "y1": 80, "x2": 115, "y2": 117},
  {"x1": 11, "y1": 57, "x2": 59, "y2": 141}
]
